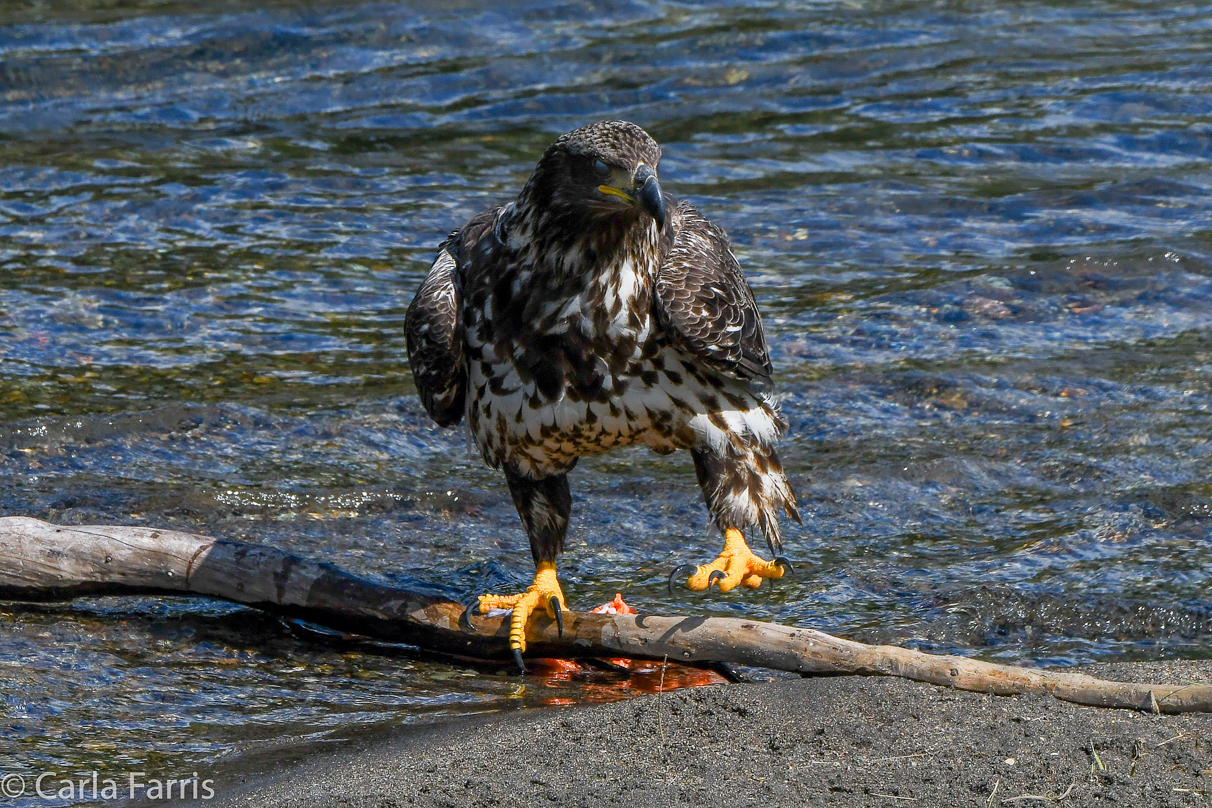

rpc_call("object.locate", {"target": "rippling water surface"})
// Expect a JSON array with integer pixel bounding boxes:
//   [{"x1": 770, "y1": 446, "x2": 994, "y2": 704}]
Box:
[{"x1": 2, "y1": 0, "x2": 1211, "y2": 801}]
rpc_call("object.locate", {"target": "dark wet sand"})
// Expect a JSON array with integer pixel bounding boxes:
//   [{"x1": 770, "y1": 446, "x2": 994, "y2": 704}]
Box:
[{"x1": 204, "y1": 660, "x2": 1211, "y2": 808}]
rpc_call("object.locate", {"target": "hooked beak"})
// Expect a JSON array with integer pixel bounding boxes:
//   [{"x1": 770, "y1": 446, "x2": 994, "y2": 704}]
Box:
[
  {"x1": 596, "y1": 163, "x2": 667, "y2": 230},
  {"x1": 632, "y1": 164, "x2": 666, "y2": 231}
]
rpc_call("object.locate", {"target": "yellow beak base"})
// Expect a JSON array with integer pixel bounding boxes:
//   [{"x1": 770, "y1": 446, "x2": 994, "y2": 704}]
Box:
[{"x1": 597, "y1": 184, "x2": 635, "y2": 203}]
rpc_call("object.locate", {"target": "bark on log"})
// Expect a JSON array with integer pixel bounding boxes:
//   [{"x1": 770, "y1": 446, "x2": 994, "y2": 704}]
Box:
[{"x1": 0, "y1": 516, "x2": 1208, "y2": 714}]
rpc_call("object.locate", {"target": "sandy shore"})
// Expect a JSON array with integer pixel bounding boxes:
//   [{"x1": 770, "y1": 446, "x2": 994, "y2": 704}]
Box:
[{"x1": 203, "y1": 660, "x2": 1211, "y2": 808}]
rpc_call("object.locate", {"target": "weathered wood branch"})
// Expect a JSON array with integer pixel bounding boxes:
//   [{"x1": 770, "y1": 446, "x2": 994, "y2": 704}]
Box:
[{"x1": 0, "y1": 516, "x2": 1207, "y2": 714}]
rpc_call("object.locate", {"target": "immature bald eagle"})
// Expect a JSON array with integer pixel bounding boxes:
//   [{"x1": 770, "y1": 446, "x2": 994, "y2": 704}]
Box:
[{"x1": 405, "y1": 121, "x2": 799, "y2": 669}]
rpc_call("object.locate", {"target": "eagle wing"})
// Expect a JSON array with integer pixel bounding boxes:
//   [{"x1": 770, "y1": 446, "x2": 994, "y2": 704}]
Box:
[
  {"x1": 405, "y1": 240, "x2": 466, "y2": 427},
  {"x1": 654, "y1": 199, "x2": 774, "y2": 389},
  {"x1": 405, "y1": 208, "x2": 501, "y2": 427}
]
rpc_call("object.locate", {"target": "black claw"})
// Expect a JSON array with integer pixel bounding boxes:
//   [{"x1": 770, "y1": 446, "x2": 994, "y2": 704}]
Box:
[
  {"x1": 773, "y1": 556, "x2": 794, "y2": 574},
  {"x1": 512, "y1": 648, "x2": 527, "y2": 674},
  {"x1": 667, "y1": 564, "x2": 698, "y2": 596},
  {"x1": 707, "y1": 570, "x2": 727, "y2": 588},
  {"x1": 459, "y1": 599, "x2": 481, "y2": 632},
  {"x1": 550, "y1": 596, "x2": 564, "y2": 637}
]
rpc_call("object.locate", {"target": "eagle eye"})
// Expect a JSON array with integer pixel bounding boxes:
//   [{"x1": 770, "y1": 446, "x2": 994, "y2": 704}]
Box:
[{"x1": 592, "y1": 159, "x2": 611, "y2": 178}]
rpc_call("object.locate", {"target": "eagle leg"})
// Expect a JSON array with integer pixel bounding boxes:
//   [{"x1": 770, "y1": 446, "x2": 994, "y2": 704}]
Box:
[
  {"x1": 678, "y1": 528, "x2": 787, "y2": 593},
  {"x1": 466, "y1": 471, "x2": 572, "y2": 670},
  {"x1": 477, "y1": 561, "x2": 566, "y2": 663}
]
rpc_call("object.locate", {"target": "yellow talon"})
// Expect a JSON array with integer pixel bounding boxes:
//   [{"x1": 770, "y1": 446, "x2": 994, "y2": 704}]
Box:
[
  {"x1": 477, "y1": 561, "x2": 564, "y2": 655},
  {"x1": 685, "y1": 528, "x2": 785, "y2": 593}
]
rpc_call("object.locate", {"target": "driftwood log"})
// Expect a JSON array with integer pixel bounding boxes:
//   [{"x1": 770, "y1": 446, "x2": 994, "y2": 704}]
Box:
[{"x1": 1, "y1": 516, "x2": 1208, "y2": 714}]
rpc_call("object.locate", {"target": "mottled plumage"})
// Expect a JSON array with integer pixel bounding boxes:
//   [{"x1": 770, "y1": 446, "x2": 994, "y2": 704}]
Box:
[{"x1": 405, "y1": 121, "x2": 799, "y2": 663}]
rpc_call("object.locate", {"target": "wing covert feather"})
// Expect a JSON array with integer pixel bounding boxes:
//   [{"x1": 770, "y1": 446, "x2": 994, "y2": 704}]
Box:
[
  {"x1": 405, "y1": 241, "x2": 466, "y2": 427},
  {"x1": 655, "y1": 200, "x2": 773, "y2": 388},
  {"x1": 405, "y1": 207, "x2": 502, "y2": 427}
]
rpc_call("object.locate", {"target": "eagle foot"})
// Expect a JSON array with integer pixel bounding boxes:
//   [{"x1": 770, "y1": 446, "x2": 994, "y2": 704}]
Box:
[
  {"x1": 474, "y1": 561, "x2": 565, "y2": 667},
  {"x1": 673, "y1": 528, "x2": 788, "y2": 594}
]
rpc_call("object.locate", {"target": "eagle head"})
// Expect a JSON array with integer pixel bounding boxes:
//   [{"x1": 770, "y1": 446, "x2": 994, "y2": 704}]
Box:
[{"x1": 518, "y1": 120, "x2": 668, "y2": 239}]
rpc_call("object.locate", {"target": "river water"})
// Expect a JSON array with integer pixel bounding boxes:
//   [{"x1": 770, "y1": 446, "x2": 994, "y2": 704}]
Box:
[{"x1": 1, "y1": 0, "x2": 1210, "y2": 801}]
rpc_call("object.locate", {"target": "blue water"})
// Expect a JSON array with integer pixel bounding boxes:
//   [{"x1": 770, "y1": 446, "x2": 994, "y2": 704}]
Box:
[{"x1": 1, "y1": 0, "x2": 1211, "y2": 801}]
